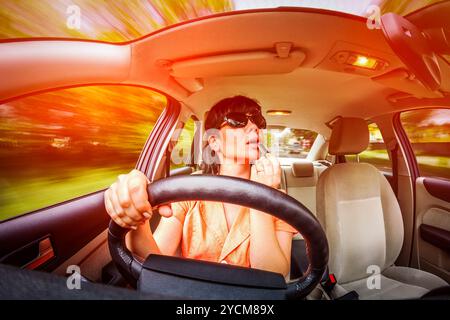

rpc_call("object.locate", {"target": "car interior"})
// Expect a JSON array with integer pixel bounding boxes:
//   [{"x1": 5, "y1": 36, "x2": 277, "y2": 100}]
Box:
[{"x1": 0, "y1": 2, "x2": 449, "y2": 300}]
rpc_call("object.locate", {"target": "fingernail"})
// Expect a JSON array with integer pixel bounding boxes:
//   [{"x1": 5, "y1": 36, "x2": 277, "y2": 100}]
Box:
[{"x1": 143, "y1": 212, "x2": 152, "y2": 219}]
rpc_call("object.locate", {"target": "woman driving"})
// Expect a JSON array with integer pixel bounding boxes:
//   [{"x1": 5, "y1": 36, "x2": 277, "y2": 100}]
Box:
[{"x1": 104, "y1": 96, "x2": 297, "y2": 277}]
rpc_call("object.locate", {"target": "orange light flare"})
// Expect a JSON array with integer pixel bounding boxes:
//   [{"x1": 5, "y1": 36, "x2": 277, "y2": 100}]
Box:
[
  {"x1": 350, "y1": 55, "x2": 378, "y2": 69},
  {"x1": 266, "y1": 110, "x2": 292, "y2": 116}
]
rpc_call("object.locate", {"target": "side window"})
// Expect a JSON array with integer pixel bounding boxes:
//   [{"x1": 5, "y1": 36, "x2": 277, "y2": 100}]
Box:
[
  {"x1": 0, "y1": 85, "x2": 166, "y2": 221},
  {"x1": 169, "y1": 116, "x2": 196, "y2": 171},
  {"x1": 400, "y1": 108, "x2": 450, "y2": 181},
  {"x1": 347, "y1": 122, "x2": 392, "y2": 173}
]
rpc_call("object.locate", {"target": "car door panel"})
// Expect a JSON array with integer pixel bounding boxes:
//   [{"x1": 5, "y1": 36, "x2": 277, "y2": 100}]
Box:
[
  {"x1": 52, "y1": 229, "x2": 110, "y2": 281},
  {"x1": 423, "y1": 178, "x2": 450, "y2": 202},
  {"x1": 420, "y1": 224, "x2": 450, "y2": 253},
  {"x1": 0, "y1": 190, "x2": 109, "y2": 272},
  {"x1": 414, "y1": 177, "x2": 450, "y2": 282}
]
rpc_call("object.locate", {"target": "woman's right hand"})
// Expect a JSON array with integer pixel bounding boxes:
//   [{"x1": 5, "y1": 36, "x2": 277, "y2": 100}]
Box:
[{"x1": 104, "y1": 169, "x2": 173, "y2": 230}]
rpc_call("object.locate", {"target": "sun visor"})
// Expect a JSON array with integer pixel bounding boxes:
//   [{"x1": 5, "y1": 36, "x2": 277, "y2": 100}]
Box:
[{"x1": 169, "y1": 49, "x2": 306, "y2": 78}]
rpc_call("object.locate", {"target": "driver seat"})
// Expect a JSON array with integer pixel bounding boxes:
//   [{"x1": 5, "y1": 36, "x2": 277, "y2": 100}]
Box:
[{"x1": 316, "y1": 117, "x2": 447, "y2": 299}]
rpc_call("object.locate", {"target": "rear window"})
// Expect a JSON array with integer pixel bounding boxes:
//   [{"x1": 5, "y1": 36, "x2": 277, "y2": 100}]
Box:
[{"x1": 265, "y1": 128, "x2": 318, "y2": 159}]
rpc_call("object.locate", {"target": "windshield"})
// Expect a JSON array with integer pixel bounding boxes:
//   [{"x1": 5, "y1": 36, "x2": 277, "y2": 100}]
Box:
[{"x1": 0, "y1": 0, "x2": 443, "y2": 42}]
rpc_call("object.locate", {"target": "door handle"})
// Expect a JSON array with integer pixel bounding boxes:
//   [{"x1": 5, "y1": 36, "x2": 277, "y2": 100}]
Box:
[
  {"x1": 0, "y1": 236, "x2": 55, "y2": 270},
  {"x1": 23, "y1": 237, "x2": 55, "y2": 270}
]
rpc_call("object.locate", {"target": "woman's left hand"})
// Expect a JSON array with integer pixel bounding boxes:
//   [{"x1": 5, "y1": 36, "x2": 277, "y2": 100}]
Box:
[{"x1": 251, "y1": 153, "x2": 281, "y2": 189}]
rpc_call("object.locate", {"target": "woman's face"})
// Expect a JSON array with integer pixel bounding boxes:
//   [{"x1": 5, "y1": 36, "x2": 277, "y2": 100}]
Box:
[{"x1": 209, "y1": 117, "x2": 262, "y2": 165}]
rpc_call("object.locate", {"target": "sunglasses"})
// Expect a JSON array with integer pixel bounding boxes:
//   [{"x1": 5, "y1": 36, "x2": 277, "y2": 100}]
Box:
[{"x1": 221, "y1": 112, "x2": 266, "y2": 129}]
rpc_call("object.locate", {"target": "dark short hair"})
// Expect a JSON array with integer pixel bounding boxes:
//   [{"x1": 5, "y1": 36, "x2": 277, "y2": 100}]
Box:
[
  {"x1": 204, "y1": 95, "x2": 263, "y2": 131},
  {"x1": 201, "y1": 95, "x2": 263, "y2": 174}
]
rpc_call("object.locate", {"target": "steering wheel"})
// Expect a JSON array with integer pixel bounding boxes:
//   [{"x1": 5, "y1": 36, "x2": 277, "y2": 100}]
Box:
[{"x1": 108, "y1": 175, "x2": 328, "y2": 300}]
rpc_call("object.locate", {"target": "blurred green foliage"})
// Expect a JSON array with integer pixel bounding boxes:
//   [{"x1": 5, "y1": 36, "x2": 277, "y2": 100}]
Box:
[
  {"x1": 349, "y1": 113, "x2": 450, "y2": 180},
  {"x1": 0, "y1": 86, "x2": 166, "y2": 221},
  {"x1": 401, "y1": 109, "x2": 450, "y2": 180},
  {"x1": 380, "y1": 0, "x2": 444, "y2": 16},
  {"x1": 0, "y1": 0, "x2": 233, "y2": 42}
]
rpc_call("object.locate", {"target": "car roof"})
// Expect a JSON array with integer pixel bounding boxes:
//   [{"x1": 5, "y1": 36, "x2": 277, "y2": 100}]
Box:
[{"x1": 130, "y1": 6, "x2": 448, "y2": 135}]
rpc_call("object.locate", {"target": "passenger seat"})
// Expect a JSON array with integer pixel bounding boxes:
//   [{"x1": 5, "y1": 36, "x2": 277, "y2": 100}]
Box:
[
  {"x1": 283, "y1": 160, "x2": 327, "y2": 280},
  {"x1": 282, "y1": 160, "x2": 326, "y2": 215}
]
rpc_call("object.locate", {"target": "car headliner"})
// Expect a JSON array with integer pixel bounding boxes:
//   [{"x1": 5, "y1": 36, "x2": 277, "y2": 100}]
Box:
[{"x1": 0, "y1": 5, "x2": 449, "y2": 137}]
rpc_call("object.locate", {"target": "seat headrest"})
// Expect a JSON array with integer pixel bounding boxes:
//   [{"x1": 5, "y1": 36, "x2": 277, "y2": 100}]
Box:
[
  {"x1": 291, "y1": 160, "x2": 314, "y2": 177},
  {"x1": 329, "y1": 117, "x2": 369, "y2": 155}
]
